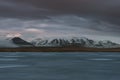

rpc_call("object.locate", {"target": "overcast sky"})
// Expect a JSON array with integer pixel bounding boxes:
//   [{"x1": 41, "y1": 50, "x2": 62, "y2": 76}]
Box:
[{"x1": 0, "y1": 0, "x2": 120, "y2": 43}]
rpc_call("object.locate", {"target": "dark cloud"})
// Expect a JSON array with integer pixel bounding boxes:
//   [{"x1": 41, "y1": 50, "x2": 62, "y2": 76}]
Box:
[
  {"x1": 0, "y1": 0, "x2": 52, "y2": 19},
  {"x1": 13, "y1": 0, "x2": 120, "y2": 12},
  {"x1": 0, "y1": 0, "x2": 120, "y2": 19},
  {"x1": 0, "y1": 0, "x2": 120, "y2": 27}
]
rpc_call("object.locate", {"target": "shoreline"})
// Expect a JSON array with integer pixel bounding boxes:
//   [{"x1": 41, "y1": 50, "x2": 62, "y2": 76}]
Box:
[{"x1": 0, "y1": 47, "x2": 120, "y2": 52}]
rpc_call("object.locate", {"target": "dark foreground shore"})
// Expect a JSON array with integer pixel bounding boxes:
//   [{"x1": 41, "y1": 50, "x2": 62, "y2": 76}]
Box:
[{"x1": 0, "y1": 47, "x2": 120, "y2": 52}]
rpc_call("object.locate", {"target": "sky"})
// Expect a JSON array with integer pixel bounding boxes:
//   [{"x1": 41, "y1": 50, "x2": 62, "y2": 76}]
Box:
[{"x1": 0, "y1": 0, "x2": 120, "y2": 43}]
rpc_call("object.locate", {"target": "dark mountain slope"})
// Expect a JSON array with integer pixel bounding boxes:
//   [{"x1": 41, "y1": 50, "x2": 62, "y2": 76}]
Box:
[{"x1": 12, "y1": 37, "x2": 34, "y2": 47}]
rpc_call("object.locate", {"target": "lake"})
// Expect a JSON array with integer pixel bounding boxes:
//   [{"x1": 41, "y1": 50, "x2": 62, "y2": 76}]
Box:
[{"x1": 0, "y1": 52, "x2": 120, "y2": 80}]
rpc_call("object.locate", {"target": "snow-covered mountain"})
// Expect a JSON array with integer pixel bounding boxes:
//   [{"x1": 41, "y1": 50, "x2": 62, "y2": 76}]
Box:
[{"x1": 31, "y1": 37, "x2": 120, "y2": 48}]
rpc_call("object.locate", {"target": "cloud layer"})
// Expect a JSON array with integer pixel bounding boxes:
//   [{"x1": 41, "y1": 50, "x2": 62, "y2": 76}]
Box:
[
  {"x1": 0, "y1": 15, "x2": 119, "y2": 42},
  {"x1": 0, "y1": 0, "x2": 119, "y2": 43}
]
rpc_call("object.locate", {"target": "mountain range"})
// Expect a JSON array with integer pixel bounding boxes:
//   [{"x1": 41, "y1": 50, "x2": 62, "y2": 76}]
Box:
[
  {"x1": 31, "y1": 37, "x2": 120, "y2": 48},
  {"x1": 0, "y1": 37, "x2": 120, "y2": 48}
]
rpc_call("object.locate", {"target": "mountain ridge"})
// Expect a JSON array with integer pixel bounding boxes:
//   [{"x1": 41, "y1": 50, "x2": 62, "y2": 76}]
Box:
[{"x1": 31, "y1": 37, "x2": 120, "y2": 48}]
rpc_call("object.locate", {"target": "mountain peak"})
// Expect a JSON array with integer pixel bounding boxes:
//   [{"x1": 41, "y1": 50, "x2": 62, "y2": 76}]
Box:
[{"x1": 12, "y1": 37, "x2": 34, "y2": 47}]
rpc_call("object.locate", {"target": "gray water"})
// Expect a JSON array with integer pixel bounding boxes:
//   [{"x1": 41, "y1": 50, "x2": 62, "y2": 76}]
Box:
[{"x1": 0, "y1": 52, "x2": 120, "y2": 80}]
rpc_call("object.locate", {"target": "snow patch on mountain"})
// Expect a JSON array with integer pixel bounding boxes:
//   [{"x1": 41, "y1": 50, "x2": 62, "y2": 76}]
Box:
[{"x1": 31, "y1": 37, "x2": 120, "y2": 48}]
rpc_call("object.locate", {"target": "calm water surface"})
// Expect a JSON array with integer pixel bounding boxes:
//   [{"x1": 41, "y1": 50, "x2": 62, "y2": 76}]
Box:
[{"x1": 0, "y1": 52, "x2": 120, "y2": 80}]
